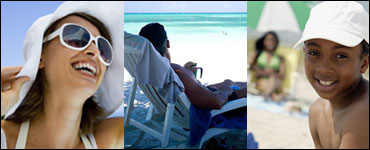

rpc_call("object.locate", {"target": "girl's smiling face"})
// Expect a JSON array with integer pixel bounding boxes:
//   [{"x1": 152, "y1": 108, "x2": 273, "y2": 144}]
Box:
[{"x1": 304, "y1": 39, "x2": 369, "y2": 100}]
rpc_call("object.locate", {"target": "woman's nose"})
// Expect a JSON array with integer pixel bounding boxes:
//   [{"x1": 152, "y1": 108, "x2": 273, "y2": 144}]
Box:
[{"x1": 83, "y1": 42, "x2": 100, "y2": 59}]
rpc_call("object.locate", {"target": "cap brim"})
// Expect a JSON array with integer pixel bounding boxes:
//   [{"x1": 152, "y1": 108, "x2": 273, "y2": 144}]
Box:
[{"x1": 294, "y1": 27, "x2": 363, "y2": 50}]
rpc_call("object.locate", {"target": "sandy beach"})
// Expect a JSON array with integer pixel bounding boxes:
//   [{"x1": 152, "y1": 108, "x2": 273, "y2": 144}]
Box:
[
  {"x1": 246, "y1": 64, "x2": 318, "y2": 149},
  {"x1": 248, "y1": 107, "x2": 314, "y2": 149}
]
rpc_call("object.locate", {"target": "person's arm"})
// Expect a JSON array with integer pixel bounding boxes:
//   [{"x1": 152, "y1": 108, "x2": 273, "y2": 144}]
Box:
[
  {"x1": 276, "y1": 57, "x2": 285, "y2": 80},
  {"x1": 339, "y1": 102, "x2": 369, "y2": 149},
  {"x1": 171, "y1": 64, "x2": 232, "y2": 110},
  {"x1": 248, "y1": 52, "x2": 257, "y2": 67},
  {"x1": 309, "y1": 99, "x2": 323, "y2": 149},
  {"x1": 1, "y1": 66, "x2": 29, "y2": 116}
]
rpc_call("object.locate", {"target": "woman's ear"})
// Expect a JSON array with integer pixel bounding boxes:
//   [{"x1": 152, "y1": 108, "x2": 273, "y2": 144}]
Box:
[
  {"x1": 360, "y1": 53, "x2": 369, "y2": 74},
  {"x1": 39, "y1": 56, "x2": 45, "y2": 69}
]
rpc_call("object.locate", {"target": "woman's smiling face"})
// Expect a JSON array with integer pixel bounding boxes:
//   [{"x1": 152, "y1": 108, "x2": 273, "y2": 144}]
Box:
[
  {"x1": 303, "y1": 39, "x2": 367, "y2": 100},
  {"x1": 41, "y1": 15, "x2": 107, "y2": 98},
  {"x1": 264, "y1": 33, "x2": 277, "y2": 52}
]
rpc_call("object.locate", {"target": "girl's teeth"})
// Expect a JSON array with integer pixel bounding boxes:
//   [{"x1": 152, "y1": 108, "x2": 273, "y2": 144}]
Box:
[{"x1": 319, "y1": 80, "x2": 334, "y2": 86}]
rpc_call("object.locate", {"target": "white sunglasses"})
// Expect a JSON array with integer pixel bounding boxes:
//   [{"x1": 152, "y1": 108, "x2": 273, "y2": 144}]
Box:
[{"x1": 43, "y1": 23, "x2": 113, "y2": 66}]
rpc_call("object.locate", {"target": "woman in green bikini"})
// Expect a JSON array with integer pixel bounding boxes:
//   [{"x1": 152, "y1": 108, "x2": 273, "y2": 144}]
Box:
[{"x1": 249, "y1": 31, "x2": 285, "y2": 101}]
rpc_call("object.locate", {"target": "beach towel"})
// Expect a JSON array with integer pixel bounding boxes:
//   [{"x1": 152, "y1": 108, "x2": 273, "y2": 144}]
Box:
[
  {"x1": 189, "y1": 104, "x2": 247, "y2": 146},
  {"x1": 124, "y1": 32, "x2": 184, "y2": 103}
]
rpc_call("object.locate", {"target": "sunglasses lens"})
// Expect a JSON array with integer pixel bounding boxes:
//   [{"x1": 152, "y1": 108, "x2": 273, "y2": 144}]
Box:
[
  {"x1": 63, "y1": 25, "x2": 90, "y2": 48},
  {"x1": 97, "y1": 37, "x2": 113, "y2": 64}
]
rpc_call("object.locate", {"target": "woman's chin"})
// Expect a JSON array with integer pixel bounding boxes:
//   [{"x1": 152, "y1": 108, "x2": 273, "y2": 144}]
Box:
[{"x1": 69, "y1": 82, "x2": 98, "y2": 97}]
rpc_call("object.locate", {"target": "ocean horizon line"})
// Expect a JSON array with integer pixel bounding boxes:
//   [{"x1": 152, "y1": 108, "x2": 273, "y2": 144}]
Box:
[{"x1": 125, "y1": 12, "x2": 247, "y2": 14}]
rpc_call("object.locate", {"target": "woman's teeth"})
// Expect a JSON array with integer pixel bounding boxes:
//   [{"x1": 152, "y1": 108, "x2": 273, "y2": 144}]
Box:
[{"x1": 73, "y1": 62, "x2": 97, "y2": 76}]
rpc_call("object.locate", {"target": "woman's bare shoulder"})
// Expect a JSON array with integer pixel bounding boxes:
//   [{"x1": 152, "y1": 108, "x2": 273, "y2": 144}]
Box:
[
  {"x1": 93, "y1": 117, "x2": 124, "y2": 148},
  {"x1": 1, "y1": 120, "x2": 21, "y2": 149},
  {"x1": 94, "y1": 117, "x2": 124, "y2": 136}
]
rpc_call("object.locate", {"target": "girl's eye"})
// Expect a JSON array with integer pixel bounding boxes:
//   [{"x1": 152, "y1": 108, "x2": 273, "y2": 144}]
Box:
[
  {"x1": 307, "y1": 51, "x2": 319, "y2": 56},
  {"x1": 335, "y1": 54, "x2": 348, "y2": 59}
]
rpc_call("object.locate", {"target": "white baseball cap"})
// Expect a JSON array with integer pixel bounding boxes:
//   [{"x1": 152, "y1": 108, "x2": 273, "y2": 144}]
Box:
[
  {"x1": 294, "y1": 1, "x2": 369, "y2": 49},
  {"x1": 5, "y1": 1, "x2": 125, "y2": 119}
]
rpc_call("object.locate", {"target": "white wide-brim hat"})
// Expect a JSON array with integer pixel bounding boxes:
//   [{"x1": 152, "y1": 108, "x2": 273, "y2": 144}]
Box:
[
  {"x1": 294, "y1": 1, "x2": 369, "y2": 49},
  {"x1": 5, "y1": 1, "x2": 125, "y2": 119}
]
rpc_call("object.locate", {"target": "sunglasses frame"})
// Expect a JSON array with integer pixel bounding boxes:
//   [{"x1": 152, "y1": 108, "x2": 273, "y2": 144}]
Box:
[{"x1": 43, "y1": 23, "x2": 113, "y2": 66}]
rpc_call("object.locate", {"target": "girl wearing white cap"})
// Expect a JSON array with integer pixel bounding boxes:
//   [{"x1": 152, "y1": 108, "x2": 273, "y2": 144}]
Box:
[
  {"x1": 1, "y1": 2, "x2": 124, "y2": 149},
  {"x1": 294, "y1": 1, "x2": 369, "y2": 149}
]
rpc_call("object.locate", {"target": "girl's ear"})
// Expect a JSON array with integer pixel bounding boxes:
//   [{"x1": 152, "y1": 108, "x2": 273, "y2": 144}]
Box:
[{"x1": 360, "y1": 53, "x2": 369, "y2": 74}]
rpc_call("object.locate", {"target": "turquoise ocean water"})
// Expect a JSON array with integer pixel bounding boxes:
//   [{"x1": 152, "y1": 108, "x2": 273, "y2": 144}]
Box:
[
  {"x1": 124, "y1": 13, "x2": 248, "y2": 84},
  {"x1": 124, "y1": 13, "x2": 247, "y2": 36}
]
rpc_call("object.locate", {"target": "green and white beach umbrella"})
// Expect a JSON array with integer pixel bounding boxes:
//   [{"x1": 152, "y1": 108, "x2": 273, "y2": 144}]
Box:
[{"x1": 248, "y1": 1, "x2": 315, "y2": 33}]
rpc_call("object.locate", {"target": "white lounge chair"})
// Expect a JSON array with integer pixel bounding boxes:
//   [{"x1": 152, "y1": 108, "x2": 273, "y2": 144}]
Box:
[{"x1": 124, "y1": 33, "x2": 247, "y2": 148}]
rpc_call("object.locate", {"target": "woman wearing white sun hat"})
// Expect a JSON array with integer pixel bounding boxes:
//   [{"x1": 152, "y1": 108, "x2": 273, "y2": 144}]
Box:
[{"x1": 1, "y1": 1, "x2": 124, "y2": 149}]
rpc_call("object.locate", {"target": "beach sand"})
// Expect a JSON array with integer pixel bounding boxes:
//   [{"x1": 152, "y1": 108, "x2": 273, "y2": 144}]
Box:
[
  {"x1": 248, "y1": 107, "x2": 314, "y2": 149},
  {"x1": 247, "y1": 69, "x2": 317, "y2": 149}
]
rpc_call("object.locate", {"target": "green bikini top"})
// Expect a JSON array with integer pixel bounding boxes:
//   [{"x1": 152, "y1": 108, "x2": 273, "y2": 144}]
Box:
[{"x1": 256, "y1": 51, "x2": 281, "y2": 71}]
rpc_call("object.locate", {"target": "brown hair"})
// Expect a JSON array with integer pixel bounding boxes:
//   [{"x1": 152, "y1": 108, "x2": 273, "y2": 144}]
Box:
[{"x1": 6, "y1": 13, "x2": 111, "y2": 134}]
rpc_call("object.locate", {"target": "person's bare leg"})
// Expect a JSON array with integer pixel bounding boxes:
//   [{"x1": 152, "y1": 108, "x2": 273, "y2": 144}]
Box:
[
  {"x1": 263, "y1": 77, "x2": 276, "y2": 98},
  {"x1": 256, "y1": 78, "x2": 268, "y2": 96},
  {"x1": 271, "y1": 78, "x2": 285, "y2": 102}
]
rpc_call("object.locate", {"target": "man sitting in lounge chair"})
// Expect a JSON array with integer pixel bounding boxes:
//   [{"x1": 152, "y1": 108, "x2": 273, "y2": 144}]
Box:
[{"x1": 139, "y1": 23, "x2": 247, "y2": 109}]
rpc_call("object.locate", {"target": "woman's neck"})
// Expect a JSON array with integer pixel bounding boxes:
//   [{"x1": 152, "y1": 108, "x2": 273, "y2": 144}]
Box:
[
  {"x1": 28, "y1": 90, "x2": 86, "y2": 148},
  {"x1": 265, "y1": 50, "x2": 274, "y2": 54}
]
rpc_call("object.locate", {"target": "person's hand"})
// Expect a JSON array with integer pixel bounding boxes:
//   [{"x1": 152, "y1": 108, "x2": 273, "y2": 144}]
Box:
[
  {"x1": 218, "y1": 85, "x2": 233, "y2": 96},
  {"x1": 184, "y1": 61, "x2": 198, "y2": 72},
  {"x1": 1, "y1": 66, "x2": 29, "y2": 116}
]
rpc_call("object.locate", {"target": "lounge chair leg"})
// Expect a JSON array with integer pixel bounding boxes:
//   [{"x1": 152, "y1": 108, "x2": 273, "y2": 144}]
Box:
[
  {"x1": 125, "y1": 78, "x2": 138, "y2": 127},
  {"x1": 146, "y1": 104, "x2": 154, "y2": 120},
  {"x1": 129, "y1": 131, "x2": 146, "y2": 148},
  {"x1": 161, "y1": 103, "x2": 174, "y2": 147}
]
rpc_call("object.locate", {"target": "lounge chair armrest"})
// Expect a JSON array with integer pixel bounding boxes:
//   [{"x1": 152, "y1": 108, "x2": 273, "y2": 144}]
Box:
[{"x1": 210, "y1": 98, "x2": 247, "y2": 117}]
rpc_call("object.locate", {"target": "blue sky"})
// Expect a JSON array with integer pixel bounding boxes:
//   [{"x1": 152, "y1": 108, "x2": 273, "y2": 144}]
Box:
[
  {"x1": 1, "y1": 1, "x2": 64, "y2": 67},
  {"x1": 1, "y1": 1, "x2": 246, "y2": 67},
  {"x1": 124, "y1": 1, "x2": 247, "y2": 13}
]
